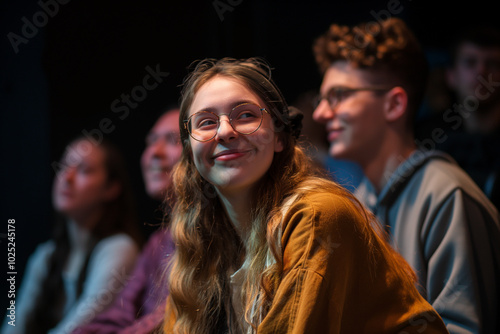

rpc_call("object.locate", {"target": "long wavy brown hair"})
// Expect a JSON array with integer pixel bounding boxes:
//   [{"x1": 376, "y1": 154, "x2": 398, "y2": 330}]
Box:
[{"x1": 164, "y1": 57, "x2": 416, "y2": 334}]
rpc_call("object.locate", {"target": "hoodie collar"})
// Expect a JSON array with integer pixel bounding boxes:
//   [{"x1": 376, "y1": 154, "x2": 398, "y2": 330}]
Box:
[{"x1": 359, "y1": 149, "x2": 456, "y2": 210}]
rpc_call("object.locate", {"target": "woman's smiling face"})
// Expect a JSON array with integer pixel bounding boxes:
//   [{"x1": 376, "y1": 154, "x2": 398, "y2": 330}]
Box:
[{"x1": 188, "y1": 75, "x2": 283, "y2": 197}]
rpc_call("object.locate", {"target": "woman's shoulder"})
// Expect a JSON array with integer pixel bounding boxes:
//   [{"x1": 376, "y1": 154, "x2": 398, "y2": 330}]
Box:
[
  {"x1": 291, "y1": 182, "x2": 362, "y2": 219},
  {"x1": 19, "y1": 240, "x2": 56, "y2": 283},
  {"x1": 93, "y1": 233, "x2": 139, "y2": 254},
  {"x1": 29, "y1": 239, "x2": 56, "y2": 263},
  {"x1": 300, "y1": 189, "x2": 354, "y2": 208},
  {"x1": 86, "y1": 233, "x2": 140, "y2": 277},
  {"x1": 88, "y1": 234, "x2": 140, "y2": 267},
  {"x1": 283, "y1": 183, "x2": 367, "y2": 236}
]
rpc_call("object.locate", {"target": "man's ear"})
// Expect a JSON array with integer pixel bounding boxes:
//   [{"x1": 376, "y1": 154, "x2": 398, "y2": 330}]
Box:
[{"x1": 384, "y1": 86, "x2": 408, "y2": 123}]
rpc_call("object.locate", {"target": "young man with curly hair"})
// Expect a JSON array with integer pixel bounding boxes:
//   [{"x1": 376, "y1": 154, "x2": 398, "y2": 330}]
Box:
[{"x1": 313, "y1": 17, "x2": 500, "y2": 334}]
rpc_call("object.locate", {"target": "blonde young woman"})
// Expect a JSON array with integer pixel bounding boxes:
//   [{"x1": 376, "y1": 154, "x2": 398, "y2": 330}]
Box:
[{"x1": 162, "y1": 57, "x2": 449, "y2": 333}]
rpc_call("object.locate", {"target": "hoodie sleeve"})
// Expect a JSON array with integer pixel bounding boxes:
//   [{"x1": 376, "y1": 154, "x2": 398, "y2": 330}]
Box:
[{"x1": 422, "y1": 189, "x2": 500, "y2": 334}]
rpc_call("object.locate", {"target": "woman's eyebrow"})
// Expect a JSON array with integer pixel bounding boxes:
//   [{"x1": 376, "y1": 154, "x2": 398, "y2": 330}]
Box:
[{"x1": 193, "y1": 100, "x2": 259, "y2": 114}]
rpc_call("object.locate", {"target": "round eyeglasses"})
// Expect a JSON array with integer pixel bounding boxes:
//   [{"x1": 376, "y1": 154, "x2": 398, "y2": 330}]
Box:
[
  {"x1": 315, "y1": 86, "x2": 393, "y2": 110},
  {"x1": 184, "y1": 102, "x2": 270, "y2": 142}
]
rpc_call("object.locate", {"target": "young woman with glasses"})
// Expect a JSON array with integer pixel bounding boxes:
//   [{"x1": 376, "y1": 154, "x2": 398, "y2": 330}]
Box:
[{"x1": 161, "y1": 57, "x2": 448, "y2": 333}]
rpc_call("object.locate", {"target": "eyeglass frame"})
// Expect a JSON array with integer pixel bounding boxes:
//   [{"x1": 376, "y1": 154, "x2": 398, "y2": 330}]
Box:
[
  {"x1": 183, "y1": 102, "x2": 270, "y2": 142},
  {"x1": 315, "y1": 86, "x2": 394, "y2": 110}
]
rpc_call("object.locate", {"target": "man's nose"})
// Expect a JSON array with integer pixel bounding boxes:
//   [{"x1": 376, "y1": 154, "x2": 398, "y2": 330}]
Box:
[{"x1": 313, "y1": 99, "x2": 335, "y2": 123}]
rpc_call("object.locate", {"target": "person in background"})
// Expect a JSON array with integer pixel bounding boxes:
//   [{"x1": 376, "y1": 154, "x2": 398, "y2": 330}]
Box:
[
  {"x1": 313, "y1": 17, "x2": 500, "y2": 334},
  {"x1": 161, "y1": 57, "x2": 448, "y2": 333},
  {"x1": 73, "y1": 107, "x2": 182, "y2": 334},
  {"x1": 2, "y1": 137, "x2": 141, "y2": 334},
  {"x1": 440, "y1": 25, "x2": 500, "y2": 209}
]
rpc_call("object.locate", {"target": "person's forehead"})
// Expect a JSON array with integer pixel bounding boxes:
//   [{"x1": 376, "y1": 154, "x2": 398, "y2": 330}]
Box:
[
  {"x1": 152, "y1": 110, "x2": 180, "y2": 133},
  {"x1": 65, "y1": 140, "x2": 105, "y2": 166},
  {"x1": 191, "y1": 76, "x2": 261, "y2": 111},
  {"x1": 322, "y1": 62, "x2": 374, "y2": 87},
  {"x1": 458, "y1": 42, "x2": 500, "y2": 58}
]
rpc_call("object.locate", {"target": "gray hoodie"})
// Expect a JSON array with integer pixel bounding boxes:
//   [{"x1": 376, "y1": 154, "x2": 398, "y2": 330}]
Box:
[{"x1": 355, "y1": 149, "x2": 500, "y2": 334}]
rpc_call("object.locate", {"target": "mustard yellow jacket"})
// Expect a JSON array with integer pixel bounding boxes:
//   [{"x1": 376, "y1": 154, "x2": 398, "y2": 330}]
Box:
[{"x1": 164, "y1": 191, "x2": 449, "y2": 333}]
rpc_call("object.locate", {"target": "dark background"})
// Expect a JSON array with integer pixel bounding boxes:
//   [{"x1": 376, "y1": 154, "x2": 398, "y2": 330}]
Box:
[{"x1": 1, "y1": 0, "x2": 498, "y2": 315}]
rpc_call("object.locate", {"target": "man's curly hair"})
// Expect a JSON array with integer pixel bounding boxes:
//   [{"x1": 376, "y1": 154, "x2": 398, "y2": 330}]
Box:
[{"x1": 313, "y1": 17, "x2": 428, "y2": 127}]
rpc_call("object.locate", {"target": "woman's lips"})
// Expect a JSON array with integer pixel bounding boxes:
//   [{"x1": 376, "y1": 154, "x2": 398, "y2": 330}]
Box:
[{"x1": 213, "y1": 149, "x2": 249, "y2": 161}]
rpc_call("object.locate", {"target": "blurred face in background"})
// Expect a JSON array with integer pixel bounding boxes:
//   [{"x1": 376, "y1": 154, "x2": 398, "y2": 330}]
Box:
[
  {"x1": 141, "y1": 109, "x2": 183, "y2": 201},
  {"x1": 53, "y1": 139, "x2": 118, "y2": 224},
  {"x1": 447, "y1": 42, "x2": 500, "y2": 104}
]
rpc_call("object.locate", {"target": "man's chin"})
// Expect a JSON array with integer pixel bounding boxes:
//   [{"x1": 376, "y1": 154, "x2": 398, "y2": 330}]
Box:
[
  {"x1": 329, "y1": 145, "x2": 348, "y2": 160},
  {"x1": 146, "y1": 185, "x2": 167, "y2": 201}
]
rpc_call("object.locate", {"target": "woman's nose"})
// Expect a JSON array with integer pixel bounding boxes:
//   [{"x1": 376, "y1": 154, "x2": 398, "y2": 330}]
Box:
[{"x1": 215, "y1": 116, "x2": 238, "y2": 142}]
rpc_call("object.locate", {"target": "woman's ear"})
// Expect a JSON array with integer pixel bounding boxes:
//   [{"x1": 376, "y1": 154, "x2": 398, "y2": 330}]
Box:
[
  {"x1": 384, "y1": 86, "x2": 408, "y2": 123},
  {"x1": 274, "y1": 134, "x2": 284, "y2": 153}
]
